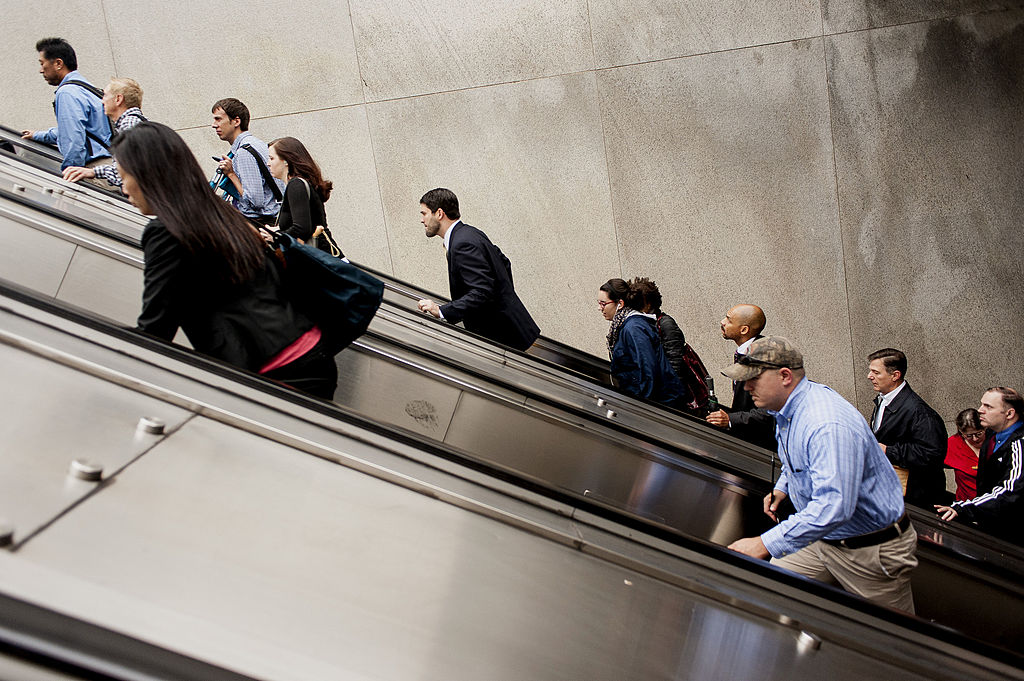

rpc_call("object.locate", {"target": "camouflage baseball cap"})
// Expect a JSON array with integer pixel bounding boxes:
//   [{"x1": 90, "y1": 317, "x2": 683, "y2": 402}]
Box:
[{"x1": 721, "y1": 336, "x2": 804, "y2": 382}]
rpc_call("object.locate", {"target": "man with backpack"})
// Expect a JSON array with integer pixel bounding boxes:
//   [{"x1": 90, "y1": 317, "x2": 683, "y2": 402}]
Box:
[
  {"x1": 22, "y1": 38, "x2": 111, "y2": 180},
  {"x1": 210, "y1": 98, "x2": 284, "y2": 225}
]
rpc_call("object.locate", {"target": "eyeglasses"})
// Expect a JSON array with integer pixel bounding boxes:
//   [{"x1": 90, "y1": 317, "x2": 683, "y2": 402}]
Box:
[
  {"x1": 960, "y1": 430, "x2": 986, "y2": 441},
  {"x1": 597, "y1": 300, "x2": 617, "y2": 309}
]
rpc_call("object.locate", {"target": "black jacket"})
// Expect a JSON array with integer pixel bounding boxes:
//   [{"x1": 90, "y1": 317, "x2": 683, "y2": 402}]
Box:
[
  {"x1": 137, "y1": 219, "x2": 312, "y2": 371},
  {"x1": 726, "y1": 337, "x2": 777, "y2": 451},
  {"x1": 439, "y1": 222, "x2": 540, "y2": 352},
  {"x1": 873, "y1": 383, "x2": 948, "y2": 508},
  {"x1": 952, "y1": 425, "x2": 1024, "y2": 545},
  {"x1": 655, "y1": 312, "x2": 686, "y2": 379}
]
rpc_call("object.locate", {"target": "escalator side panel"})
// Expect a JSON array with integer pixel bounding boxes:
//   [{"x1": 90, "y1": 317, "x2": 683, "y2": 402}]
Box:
[
  {"x1": 444, "y1": 391, "x2": 767, "y2": 545},
  {"x1": 56, "y1": 247, "x2": 141, "y2": 325},
  {"x1": 0, "y1": 215, "x2": 77, "y2": 297},
  {"x1": 333, "y1": 345, "x2": 464, "y2": 441}
]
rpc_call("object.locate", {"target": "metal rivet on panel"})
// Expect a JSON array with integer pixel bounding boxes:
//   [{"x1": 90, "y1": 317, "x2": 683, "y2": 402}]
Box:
[
  {"x1": 797, "y1": 631, "x2": 821, "y2": 653},
  {"x1": 13, "y1": 184, "x2": 25, "y2": 192},
  {"x1": 596, "y1": 397, "x2": 607, "y2": 407},
  {"x1": 69, "y1": 459, "x2": 103, "y2": 482},
  {"x1": 138, "y1": 416, "x2": 165, "y2": 434},
  {"x1": 606, "y1": 409, "x2": 617, "y2": 419},
  {"x1": 0, "y1": 523, "x2": 13, "y2": 547},
  {"x1": 44, "y1": 187, "x2": 55, "y2": 193}
]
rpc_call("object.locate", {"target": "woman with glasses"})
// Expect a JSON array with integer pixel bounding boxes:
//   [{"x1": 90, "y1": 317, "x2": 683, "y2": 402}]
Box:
[
  {"x1": 945, "y1": 408, "x2": 984, "y2": 501},
  {"x1": 597, "y1": 278, "x2": 691, "y2": 409}
]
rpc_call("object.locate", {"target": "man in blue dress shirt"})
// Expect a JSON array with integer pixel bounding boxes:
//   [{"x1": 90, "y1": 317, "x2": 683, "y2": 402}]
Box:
[
  {"x1": 22, "y1": 38, "x2": 111, "y2": 174},
  {"x1": 725, "y1": 337, "x2": 917, "y2": 612}
]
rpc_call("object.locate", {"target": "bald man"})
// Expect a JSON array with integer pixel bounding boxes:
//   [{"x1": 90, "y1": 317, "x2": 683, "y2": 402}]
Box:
[{"x1": 706, "y1": 304, "x2": 777, "y2": 451}]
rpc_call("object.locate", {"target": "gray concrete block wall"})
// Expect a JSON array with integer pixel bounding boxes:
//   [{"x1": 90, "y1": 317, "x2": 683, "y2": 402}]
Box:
[{"x1": 5, "y1": 1, "x2": 1022, "y2": 426}]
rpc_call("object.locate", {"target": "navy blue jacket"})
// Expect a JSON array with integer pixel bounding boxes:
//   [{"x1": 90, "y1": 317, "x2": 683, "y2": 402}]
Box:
[{"x1": 611, "y1": 314, "x2": 686, "y2": 405}]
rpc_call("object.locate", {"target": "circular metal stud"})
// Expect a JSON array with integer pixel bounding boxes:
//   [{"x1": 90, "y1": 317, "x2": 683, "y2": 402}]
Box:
[
  {"x1": 69, "y1": 459, "x2": 103, "y2": 482},
  {"x1": 797, "y1": 630, "x2": 822, "y2": 653},
  {"x1": 605, "y1": 409, "x2": 617, "y2": 419},
  {"x1": 138, "y1": 416, "x2": 166, "y2": 435}
]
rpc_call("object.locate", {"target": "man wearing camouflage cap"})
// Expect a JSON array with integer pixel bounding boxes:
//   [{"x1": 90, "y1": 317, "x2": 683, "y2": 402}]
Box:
[{"x1": 724, "y1": 337, "x2": 917, "y2": 612}]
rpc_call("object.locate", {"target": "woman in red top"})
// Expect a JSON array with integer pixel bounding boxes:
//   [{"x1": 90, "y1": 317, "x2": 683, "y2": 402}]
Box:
[{"x1": 945, "y1": 408, "x2": 984, "y2": 501}]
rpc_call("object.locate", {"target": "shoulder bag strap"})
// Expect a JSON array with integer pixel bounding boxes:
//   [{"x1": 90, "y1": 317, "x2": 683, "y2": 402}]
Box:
[{"x1": 241, "y1": 143, "x2": 284, "y2": 201}]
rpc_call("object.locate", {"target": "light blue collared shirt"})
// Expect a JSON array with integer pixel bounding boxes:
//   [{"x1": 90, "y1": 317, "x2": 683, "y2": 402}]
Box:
[
  {"x1": 33, "y1": 71, "x2": 111, "y2": 169},
  {"x1": 227, "y1": 131, "x2": 284, "y2": 219},
  {"x1": 761, "y1": 378, "x2": 905, "y2": 558}
]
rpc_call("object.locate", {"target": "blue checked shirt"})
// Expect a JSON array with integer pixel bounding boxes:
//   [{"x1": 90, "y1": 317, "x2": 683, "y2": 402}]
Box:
[
  {"x1": 91, "y1": 108, "x2": 146, "y2": 188},
  {"x1": 33, "y1": 71, "x2": 111, "y2": 169},
  {"x1": 227, "y1": 131, "x2": 283, "y2": 219},
  {"x1": 761, "y1": 378, "x2": 905, "y2": 558}
]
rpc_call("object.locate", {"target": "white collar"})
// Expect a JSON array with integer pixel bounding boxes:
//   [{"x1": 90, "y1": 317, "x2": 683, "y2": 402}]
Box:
[
  {"x1": 442, "y1": 219, "x2": 461, "y2": 251},
  {"x1": 736, "y1": 337, "x2": 757, "y2": 355},
  {"x1": 878, "y1": 380, "x2": 907, "y2": 406}
]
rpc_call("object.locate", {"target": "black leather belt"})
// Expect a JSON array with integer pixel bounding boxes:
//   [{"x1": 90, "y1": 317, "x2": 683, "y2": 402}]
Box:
[{"x1": 823, "y1": 513, "x2": 911, "y2": 550}]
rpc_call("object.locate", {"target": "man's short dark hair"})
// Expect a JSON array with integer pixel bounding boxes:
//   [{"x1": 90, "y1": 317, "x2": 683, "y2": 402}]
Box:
[
  {"x1": 420, "y1": 188, "x2": 460, "y2": 220},
  {"x1": 868, "y1": 348, "x2": 907, "y2": 378},
  {"x1": 986, "y1": 386, "x2": 1024, "y2": 417},
  {"x1": 36, "y1": 37, "x2": 77, "y2": 72},
  {"x1": 212, "y1": 98, "x2": 250, "y2": 131}
]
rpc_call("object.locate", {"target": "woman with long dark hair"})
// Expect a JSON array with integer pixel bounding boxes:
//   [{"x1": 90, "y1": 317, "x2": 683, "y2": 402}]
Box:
[
  {"x1": 267, "y1": 136, "x2": 342, "y2": 256},
  {"x1": 598, "y1": 278, "x2": 690, "y2": 408},
  {"x1": 114, "y1": 122, "x2": 338, "y2": 399}
]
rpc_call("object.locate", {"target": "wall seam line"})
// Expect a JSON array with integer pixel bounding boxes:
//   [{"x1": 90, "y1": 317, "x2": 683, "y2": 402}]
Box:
[
  {"x1": 344, "y1": 0, "x2": 397, "y2": 276},
  {"x1": 819, "y1": 5, "x2": 859, "y2": 409},
  {"x1": 99, "y1": 0, "x2": 119, "y2": 77},
  {"x1": 584, "y1": 0, "x2": 624, "y2": 279}
]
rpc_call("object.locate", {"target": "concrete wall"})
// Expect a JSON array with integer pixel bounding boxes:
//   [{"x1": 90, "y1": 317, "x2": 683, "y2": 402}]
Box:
[{"x1": 5, "y1": 0, "x2": 1023, "y2": 426}]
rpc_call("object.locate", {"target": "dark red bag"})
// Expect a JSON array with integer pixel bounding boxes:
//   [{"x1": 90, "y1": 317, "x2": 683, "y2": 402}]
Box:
[{"x1": 677, "y1": 343, "x2": 710, "y2": 411}]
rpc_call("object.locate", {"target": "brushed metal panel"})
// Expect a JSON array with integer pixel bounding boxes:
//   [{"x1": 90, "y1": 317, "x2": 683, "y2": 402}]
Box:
[
  {"x1": 56, "y1": 248, "x2": 143, "y2": 325},
  {"x1": 443, "y1": 392, "x2": 761, "y2": 544},
  {"x1": 0, "y1": 211, "x2": 76, "y2": 296},
  {"x1": 0, "y1": 343, "x2": 191, "y2": 545},
  {"x1": 333, "y1": 344, "x2": 462, "y2": 440},
  {"x1": 9, "y1": 416, "x2": 935, "y2": 681}
]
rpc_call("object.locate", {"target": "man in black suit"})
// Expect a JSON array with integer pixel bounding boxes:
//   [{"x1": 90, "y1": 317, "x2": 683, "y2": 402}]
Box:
[
  {"x1": 867, "y1": 348, "x2": 948, "y2": 508},
  {"x1": 705, "y1": 304, "x2": 777, "y2": 451},
  {"x1": 416, "y1": 188, "x2": 540, "y2": 352}
]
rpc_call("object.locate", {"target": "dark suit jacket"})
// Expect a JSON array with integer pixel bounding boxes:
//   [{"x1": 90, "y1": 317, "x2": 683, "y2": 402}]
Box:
[
  {"x1": 438, "y1": 222, "x2": 540, "y2": 351},
  {"x1": 725, "y1": 337, "x2": 777, "y2": 452},
  {"x1": 873, "y1": 382, "x2": 948, "y2": 508}
]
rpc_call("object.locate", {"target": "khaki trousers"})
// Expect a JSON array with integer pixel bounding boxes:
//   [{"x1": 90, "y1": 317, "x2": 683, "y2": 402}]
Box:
[
  {"x1": 771, "y1": 526, "x2": 918, "y2": 613},
  {"x1": 82, "y1": 157, "x2": 113, "y2": 190}
]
